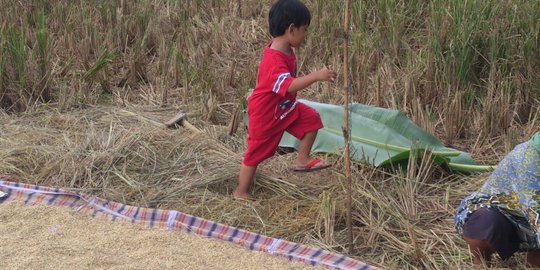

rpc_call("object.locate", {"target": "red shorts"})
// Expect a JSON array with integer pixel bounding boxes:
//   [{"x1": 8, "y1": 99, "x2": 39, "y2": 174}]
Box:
[{"x1": 243, "y1": 102, "x2": 323, "y2": 166}]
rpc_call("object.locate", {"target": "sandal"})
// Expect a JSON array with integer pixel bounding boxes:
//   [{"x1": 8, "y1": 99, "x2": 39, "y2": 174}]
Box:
[{"x1": 293, "y1": 158, "x2": 332, "y2": 173}]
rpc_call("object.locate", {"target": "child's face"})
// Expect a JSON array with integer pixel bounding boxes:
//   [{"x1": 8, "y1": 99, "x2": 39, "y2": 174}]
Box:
[{"x1": 289, "y1": 24, "x2": 309, "y2": 48}]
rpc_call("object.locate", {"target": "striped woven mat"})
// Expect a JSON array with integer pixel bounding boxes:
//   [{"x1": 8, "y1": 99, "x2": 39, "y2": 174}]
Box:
[{"x1": 0, "y1": 179, "x2": 379, "y2": 270}]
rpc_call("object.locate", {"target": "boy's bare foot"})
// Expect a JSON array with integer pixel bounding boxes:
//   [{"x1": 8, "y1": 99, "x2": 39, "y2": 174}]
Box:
[
  {"x1": 233, "y1": 191, "x2": 256, "y2": 202},
  {"x1": 294, "y1": 158, "x2": 332, "y2": 172}
]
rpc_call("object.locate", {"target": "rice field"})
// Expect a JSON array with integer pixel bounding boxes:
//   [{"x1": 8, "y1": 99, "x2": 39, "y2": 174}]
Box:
[{"x1": 1, "y1": 0, "x2": 539, "y2": 269}]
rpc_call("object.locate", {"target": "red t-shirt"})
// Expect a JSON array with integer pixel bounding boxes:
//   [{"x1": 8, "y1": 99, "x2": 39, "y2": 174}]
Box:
[{"x1": 248, "y1": 41, "x2": 299, "y2": 139}]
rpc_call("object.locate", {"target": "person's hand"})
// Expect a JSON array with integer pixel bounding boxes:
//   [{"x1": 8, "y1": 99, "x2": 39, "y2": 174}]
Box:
[{"x1": 314, "y1": 67, "x2": 337, "y2": 83}]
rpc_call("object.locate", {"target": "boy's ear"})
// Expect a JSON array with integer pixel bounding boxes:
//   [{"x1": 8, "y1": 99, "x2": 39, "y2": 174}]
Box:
[{"x1": 287, "y1": 24, "x2": 295, "y2": 33}]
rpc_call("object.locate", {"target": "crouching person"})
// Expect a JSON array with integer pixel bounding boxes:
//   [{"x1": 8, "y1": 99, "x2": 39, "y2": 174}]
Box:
[{"x1": 455, "y1": 131, "x2": 540, "y2": 267}]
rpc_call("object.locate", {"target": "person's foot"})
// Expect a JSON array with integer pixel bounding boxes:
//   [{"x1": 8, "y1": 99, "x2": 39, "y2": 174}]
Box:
[
  {"x1": 294, "y1": 158, "x2": 332, "y2": 172},
  {"x1": 233, "y1": 190, "x2": 256, "y2": 202}
]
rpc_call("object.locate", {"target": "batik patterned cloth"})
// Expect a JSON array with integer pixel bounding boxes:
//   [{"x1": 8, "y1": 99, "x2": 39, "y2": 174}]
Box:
[
  {"x1": 0, "y1": 179, "x2": 378, "y2": 270},
  {"x1": 455, "y1": 142, "x2": 540, "y2": 250}
]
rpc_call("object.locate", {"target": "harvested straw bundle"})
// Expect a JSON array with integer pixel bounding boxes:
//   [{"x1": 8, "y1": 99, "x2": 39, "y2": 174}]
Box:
[{"x1": 0, "y1": 104, "x2": 519, "y2": 269}]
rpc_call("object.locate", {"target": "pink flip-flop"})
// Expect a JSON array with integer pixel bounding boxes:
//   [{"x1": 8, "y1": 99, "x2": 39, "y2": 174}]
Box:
[{"x1": 294, "y1": 158, "x2": 332, "y2": 173}]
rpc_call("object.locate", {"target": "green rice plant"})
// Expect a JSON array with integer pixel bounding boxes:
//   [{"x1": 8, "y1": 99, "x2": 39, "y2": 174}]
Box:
[
  {"x1": 174, "y1": 47, "x2": 197, "y2": 94},
  {"x1": 97, "y1": 0, "x2": 114, "y2": 26},
  {"x1": 177, "y1": 1, "x2": 189, "y2": 23},
  {"x1": 35, "y1": 1, "x2": 50, "y2": 101},
  {"x1": 136, "y1": 11, "x2": 151, "y2": 49},
  {"x1": 0, "y1": 34, "x2": 5, "y2": 101},
  {"x1": 83, "y1": 50, "x2": 115, "y2": 91},
  {"x1": 480, "y1": 66, "x2": 513, "y2": 136},
  {"x1": 451, "y1": 1, "x2": 482, "y2": 84},
  {"x1": 6, "y1": 27, "x2": 27, "y2": 104},
  {"x1": 314, "y1": 0, "x2": 323, "y2": 30},
  {"x1": 373, "y1": 0, "x2": 405, "y2": 59},
  {"x1": 125, "y1": 11, "x2": 153, "y2": 85},
  {"x1": 156, "y1": 30, "x2": 177, "y2": 106},
  {"x1": 425, "y1": 0, "x2": 486, "y2": 89},
  {"x1": 443, "y1": 89, "x2": 465, "y2": 145},
  {"x1": 350, "y1": 0, "x2": 364, "y2": 33},
  {"x1": 513, "y1": 2, "x2": 540, "y2": 121},
  {"x1": 427, "y1": 0, "x2": 445, "y2": 56},
  {"x1": 54, "y1": 4, "x2": 66, "y2": 23},
  {"x1": 197, "y1": 59, "x2": 214, "y2": 103}
]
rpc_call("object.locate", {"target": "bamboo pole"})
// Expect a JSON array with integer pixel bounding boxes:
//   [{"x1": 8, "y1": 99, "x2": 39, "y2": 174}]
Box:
[{"x1": 342, "y1": 0, "x2": 353, "y2": 254}]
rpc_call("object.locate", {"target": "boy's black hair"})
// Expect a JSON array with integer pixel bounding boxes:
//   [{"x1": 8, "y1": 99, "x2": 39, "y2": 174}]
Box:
[{"x1": 268, "y1": 0, "x2": 311, "y2": 37}]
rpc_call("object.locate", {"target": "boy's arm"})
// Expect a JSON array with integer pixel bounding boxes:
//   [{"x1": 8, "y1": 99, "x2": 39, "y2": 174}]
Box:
[{"x1": 287, "y1": 67, "x2": 337, "y2": 93}]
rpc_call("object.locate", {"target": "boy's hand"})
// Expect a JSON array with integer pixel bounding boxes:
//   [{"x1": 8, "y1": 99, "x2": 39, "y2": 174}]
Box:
[
  {"x1": 315, "y1": 68, "x2": 337, "y2": 83},
  {"x1": 288, "y1": 67, "x2": 337, "y2": 93}
]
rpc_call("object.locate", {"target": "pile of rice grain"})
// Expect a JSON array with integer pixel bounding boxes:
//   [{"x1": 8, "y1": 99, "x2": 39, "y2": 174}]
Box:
[{"x1": 0, "y1": 202, "x2": 324, "y2": 270}]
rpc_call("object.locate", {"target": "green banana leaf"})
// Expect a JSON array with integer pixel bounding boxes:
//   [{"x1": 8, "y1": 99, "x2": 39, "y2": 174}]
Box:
[{"x1": 244, "y1": 97, "x2": 495, "y2": 173}]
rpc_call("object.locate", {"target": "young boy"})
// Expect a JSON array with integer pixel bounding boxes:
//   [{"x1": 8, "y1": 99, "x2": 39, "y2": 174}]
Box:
[{"x1": 234, "y1": 0, "x2": 337, "y2": 201}]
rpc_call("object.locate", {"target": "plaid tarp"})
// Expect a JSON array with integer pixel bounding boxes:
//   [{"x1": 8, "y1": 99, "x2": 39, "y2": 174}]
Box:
[{"x1": 0, "y1": 178, "x2": 379, "y2": 270}]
